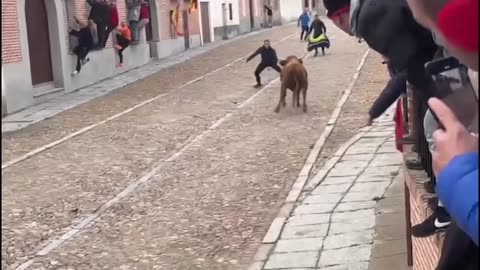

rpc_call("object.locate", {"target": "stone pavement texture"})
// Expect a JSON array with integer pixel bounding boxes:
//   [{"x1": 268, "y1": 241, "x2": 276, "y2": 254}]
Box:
[
  {"x1": 2, "y1": 20, "x2": 375, "y2": 270},
  {"x1": 370, "y1": 172, "x2": 410, "y2": 270},
  {"x1": 249, "y1": 109, "x2": 408, "y2": 270},
  {"x1": 1, "y1": 26, "x2": 276, "y2": 133}
]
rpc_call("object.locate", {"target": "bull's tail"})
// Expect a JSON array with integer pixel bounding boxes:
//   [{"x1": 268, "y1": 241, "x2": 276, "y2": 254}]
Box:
[{"x1": 294, "y1": 77, "x2": 301, "y2": 108}]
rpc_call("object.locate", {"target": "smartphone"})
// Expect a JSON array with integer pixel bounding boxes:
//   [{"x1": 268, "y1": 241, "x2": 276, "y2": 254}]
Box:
[{"x1": 425, "y1": 56, "x2": 478, "y2": 133}]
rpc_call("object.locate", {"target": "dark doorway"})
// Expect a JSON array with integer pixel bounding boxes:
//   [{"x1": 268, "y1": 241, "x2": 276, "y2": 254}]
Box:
[
  {"x1": 145, "y1": 0, "x2": 153, "y2": 42},
  {"x1": 200, "y1": 2, "x2": 211, "y2": 44},
  {"x1": 249, "y1": 0, "x2": 254, "y2": 29},
  {"x1": 304, "y1": 0, "x2": 309, "y2": 8},
  {"x1": 146, "y1": 21, "x2": 153, "y2": 42},
  {"x1": 25, "y1": 0, "x2": 54, "y2": 86},
  {"x1": 182, "y1": 10, "x2": 190, "y2": 50}
]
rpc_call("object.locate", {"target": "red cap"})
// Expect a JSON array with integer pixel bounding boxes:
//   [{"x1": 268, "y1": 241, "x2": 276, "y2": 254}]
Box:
[{"x1": 437, "y1": 0, "x2": 478, "y2": 52}]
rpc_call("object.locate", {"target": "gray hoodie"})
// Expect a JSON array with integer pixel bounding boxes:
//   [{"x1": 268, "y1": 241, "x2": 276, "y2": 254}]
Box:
[{"x1": 127, "y1": 0, "x2": 141, "y2": 22}]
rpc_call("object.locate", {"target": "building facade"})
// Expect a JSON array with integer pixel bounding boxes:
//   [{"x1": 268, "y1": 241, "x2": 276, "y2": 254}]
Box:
[
  {"x1": 1, "y1": 0, "x2": 303, "y2": 116},
  {"x1": 1, "y1": 0, "x2": 201, "y2": 116}
]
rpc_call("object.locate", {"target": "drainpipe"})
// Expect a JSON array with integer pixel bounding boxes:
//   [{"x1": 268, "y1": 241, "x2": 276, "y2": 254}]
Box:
[
  {"x1": 222, "y1": 2, "x2": 228, "y2": 40},
  {"x1": 2, "y1": 66, "x2": 6, "y2": 117}
]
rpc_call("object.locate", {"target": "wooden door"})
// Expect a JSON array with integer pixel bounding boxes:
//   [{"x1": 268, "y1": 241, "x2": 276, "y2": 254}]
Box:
[
  {"x1": 145, "y1": 2, "x2": 153, "y2": 42},
  {"x1": 200, "y1": 2, "x2": 211, "y2": 44},
  {"x1": 26, "y1": 0, "x2": 54, "y2": 86},
  {"x1": 221, "y1": 3, "x2": 228, "y2": 39},
  {"x1": 248, "y1": 0, "x2": 254, "y2": 29}
]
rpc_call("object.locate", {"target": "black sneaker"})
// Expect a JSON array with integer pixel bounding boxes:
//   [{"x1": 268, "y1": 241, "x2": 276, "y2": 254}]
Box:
[
  {"x1": 254, "y1": 83, "x2": 262, "y2": 88},
  {"x1": 412, "y1": 207, "x2": 451, "y2": 238},
  {"x1": 406, "y1": 157, "x2": 423, "y2": 170},
  {"x1": 424, "y1": 181, "x2": 436, "y2": 194}
]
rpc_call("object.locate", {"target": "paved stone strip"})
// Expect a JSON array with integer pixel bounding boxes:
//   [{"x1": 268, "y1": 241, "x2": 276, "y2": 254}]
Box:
[{"x1": 248, "y1": 108, "x2": 404, "y2": 270}]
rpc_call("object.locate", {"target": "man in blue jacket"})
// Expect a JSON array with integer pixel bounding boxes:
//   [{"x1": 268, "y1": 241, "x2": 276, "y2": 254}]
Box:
[
  {"x1": 429, "y1": 97, "x2": 478, "y2": 246},
  {"x1": 298, "y1": 9, "x2": 310, "y2": 41}
]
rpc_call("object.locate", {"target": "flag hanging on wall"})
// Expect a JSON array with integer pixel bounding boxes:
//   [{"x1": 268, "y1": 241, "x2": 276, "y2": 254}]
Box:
[{"x1": 189, "y1": 0, "x2": 198, "y2": 13}]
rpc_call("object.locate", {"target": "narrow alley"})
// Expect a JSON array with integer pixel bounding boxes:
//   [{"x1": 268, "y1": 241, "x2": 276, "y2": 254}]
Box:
[{"x1": 2, "y1": 21, "x2": 399, "y2": 270}]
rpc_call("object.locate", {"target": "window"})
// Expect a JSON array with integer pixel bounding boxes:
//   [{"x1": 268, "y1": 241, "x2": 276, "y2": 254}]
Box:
[{"x1": 229, "y1": 3, "x2": 233, "y2": 21}]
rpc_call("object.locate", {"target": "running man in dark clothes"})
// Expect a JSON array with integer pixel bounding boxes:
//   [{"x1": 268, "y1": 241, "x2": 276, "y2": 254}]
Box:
[
  {"x1": 69, "y1": 16, "x2": 94, "y2": 77},
  {"x1": 306, "y1": 14, "x2": 328, "y2": 56},
  {"x1": 246, "y1": 40, "x2": 282, "y2": 88},
  {"x1": 298, "y1": 9, "x2": 310, "y2": 41},
  {"x1": 264, "y1": 5, "x2": 273, "y2": 27},
  {"x1": 115, "y1": 22, "x2": 132, "y2": 67}
]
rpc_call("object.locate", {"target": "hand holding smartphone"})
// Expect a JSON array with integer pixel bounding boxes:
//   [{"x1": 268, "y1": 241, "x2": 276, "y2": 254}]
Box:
[{"x1": 424, "y1": 56, "x2": 478, "y2": 133}]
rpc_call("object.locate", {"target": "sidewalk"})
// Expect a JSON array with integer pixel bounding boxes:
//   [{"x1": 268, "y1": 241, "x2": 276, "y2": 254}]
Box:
[
  {"x1": 1, "y1": 27, "x2": 274, "y2": 133},
  {"x1": 248, "y1": 111, "x2": 409, "y2": 270}
]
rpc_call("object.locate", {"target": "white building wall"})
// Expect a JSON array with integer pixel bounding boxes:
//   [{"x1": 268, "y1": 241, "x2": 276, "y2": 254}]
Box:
[
  {"x1": 279, "y1": 0, "x2": 303, "y2": 24},
  {"x1": 208, "y1": 0, "x2": 240, "y2": 29},
  {"x1": 202, "y1": 0, "x2": 241, "y2": 42}
]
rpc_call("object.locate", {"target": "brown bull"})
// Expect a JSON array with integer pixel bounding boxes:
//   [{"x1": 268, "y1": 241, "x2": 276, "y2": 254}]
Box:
[{"x1": 275, "y1": 56, "x2": 309, "y2": 113}]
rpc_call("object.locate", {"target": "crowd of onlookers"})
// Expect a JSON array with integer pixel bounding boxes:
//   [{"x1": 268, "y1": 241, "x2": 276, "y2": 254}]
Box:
[
  {"x1": 322, "y1": 0, "x2": 478, "y2": 268},
  {"x1": 69, "y1": 0, "x2": 151, "y2": 76}
]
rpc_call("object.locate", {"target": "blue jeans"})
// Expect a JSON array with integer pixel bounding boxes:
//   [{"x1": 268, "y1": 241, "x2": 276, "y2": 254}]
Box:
[{"x1": 129, "y1": 20, "x2": 138, "y2": 41}]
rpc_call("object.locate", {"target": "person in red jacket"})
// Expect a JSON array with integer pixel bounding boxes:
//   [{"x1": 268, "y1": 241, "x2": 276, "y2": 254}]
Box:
[
  {"x1": 99, "y1": 0, "x2": 119, "y2": 48},
  {"x1": 137, "y1": 0, "x2": 150, "y2": 35}
]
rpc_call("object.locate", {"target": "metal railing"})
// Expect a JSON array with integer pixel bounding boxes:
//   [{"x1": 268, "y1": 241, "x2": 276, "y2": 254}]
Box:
[{"x1": 408, "y1": 88, "x2": 436, "y2": 184}]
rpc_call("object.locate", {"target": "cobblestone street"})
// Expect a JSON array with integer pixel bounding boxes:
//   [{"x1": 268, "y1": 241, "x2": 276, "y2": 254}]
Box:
[{"x1": 1, "y1": 20, "x2": 406, "y2": 270}]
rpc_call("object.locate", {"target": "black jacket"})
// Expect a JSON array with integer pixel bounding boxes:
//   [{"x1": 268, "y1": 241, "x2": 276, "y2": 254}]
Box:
[
  {"x1": 87, "y1": 0, "x2": 108, "y2": 24},
  {"x1": 307, "y1": 19, "x2": 326, "y2": 38},
  {"x1": 368, "y1": 64, "x2": 407, "y2": 120},
  {"x1": 354, "y1": 0, "x2": 438, "y2": 101},
  {"x1": 264, "y1": 5, "x2": 273, "y2": 16},
  {"x1": 70, "y1": 27, "x2": 94, "y2": 49},
  {"x1": 436, "y1": 221, "x2": 478, "y2": 270},
  {"x1": 247, "y1": 46, "x2": 278, "y2": 66}
]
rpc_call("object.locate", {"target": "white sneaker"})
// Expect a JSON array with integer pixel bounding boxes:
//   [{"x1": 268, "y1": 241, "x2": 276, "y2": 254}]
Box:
[{"x1": 71, "y1": 70, "x2": 79, "y2": 77}]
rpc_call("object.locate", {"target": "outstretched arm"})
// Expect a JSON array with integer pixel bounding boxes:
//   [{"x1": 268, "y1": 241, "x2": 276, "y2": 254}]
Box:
[
  {"x1": 272, "y1": 49, "x2": 278, "y2": 64},
  {"x1": 246, "y1": 48, "x2": 260, "y2": 62}
]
